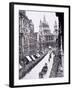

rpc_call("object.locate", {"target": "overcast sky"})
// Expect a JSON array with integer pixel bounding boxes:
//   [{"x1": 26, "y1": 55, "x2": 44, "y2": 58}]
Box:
[{"x1": 26, "y1": 11, "x2": 59, "y2": 33}]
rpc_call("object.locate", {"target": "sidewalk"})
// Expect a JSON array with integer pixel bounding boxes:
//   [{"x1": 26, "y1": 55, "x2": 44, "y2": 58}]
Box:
[{"x1": 49, "y1": 49, "x2": 64, "y2": 78}]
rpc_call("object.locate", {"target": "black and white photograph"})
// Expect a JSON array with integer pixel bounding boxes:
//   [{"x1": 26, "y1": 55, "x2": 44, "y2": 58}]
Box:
[
  {"x1": 19, "y1": 10, "x2": 64, "y2": 79},
  {"x1": 9, "y1": 2, "x2": 70, "y2": 87}
]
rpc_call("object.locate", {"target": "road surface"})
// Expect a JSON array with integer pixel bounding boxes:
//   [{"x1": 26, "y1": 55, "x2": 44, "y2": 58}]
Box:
[{"x1": 23, "y1": 50, "x2": 55, "y2": 79}]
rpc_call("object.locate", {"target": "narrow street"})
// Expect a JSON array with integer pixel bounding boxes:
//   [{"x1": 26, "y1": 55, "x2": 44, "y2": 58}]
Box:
[{"x1": 23, "y1": 50, "x2": 55, "y2": 79}]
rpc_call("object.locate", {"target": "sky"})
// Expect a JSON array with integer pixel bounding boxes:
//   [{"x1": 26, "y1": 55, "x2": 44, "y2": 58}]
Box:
[{"x1": 26, "y1": 11, "x2": 59, "y2": 33}]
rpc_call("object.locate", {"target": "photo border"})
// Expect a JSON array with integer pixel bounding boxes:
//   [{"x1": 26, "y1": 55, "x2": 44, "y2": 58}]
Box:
[{"x1": 9, "y1": 2, "x2": 70, "y2": 88}]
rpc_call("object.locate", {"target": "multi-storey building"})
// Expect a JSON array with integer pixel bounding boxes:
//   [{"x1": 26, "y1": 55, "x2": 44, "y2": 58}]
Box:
[{"x1": 19, "y1": 10, "x2": 37, "y2": 60}]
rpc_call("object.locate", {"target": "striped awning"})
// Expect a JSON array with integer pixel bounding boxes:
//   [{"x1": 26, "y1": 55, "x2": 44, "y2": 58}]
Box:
[
  {"x1": 31, "y1": 55, "x2": 36, "y2": 60},
  {"x1": 36, "y1": 53, "x2": 40, "y2": 57},
  {"x1": 25, "y1": 53, "x2": 41, "y2": 62},
  {"x1": 26, "y1": 56, "x2": 32, "y2": 61}
]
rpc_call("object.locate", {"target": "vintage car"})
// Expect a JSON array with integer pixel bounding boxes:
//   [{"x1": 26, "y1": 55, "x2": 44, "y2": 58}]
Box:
[{"x1": 39, "y1": 63, "x2": 48, "y2": 78}]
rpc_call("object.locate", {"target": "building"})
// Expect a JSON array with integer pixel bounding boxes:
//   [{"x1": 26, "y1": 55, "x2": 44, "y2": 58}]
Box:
[
  {"x1": 53, "y1": 20, "x2": 59, "y2": 38},
  {"x1": 19, "y1": 10, "x2": 37, "y2": 60},
  {"x1": 39, "y1": 16, "x2": 58, "y2": 53}
]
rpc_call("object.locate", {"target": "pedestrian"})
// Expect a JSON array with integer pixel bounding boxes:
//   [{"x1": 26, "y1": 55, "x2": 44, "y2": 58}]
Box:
[{"x1": 48, "y1": 53, "x2": 51, "y2": 62}]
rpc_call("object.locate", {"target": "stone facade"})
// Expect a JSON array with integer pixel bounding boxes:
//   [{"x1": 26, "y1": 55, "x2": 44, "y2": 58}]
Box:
[
  {"x1": 39, "y1": 16, "x2": 58, "y2": 53},
  {"x1": 19, "y1": 10, "x2": 37, "y2": 60}
]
